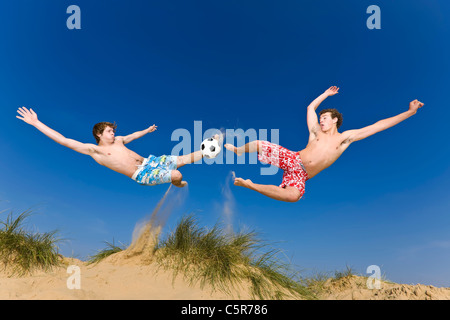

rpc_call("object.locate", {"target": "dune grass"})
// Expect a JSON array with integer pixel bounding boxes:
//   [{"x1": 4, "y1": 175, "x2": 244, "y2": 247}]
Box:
[
  {"x1": 87, "y1": 239, "x2": 127, "y2": 265},
  {"x1": 299, "y1": 266, "x2": 358, "y2": 296},
  {"x1": 153, "y1": 214, "x2": 315, "y2": 300},
  {"x1": 87, "y1": 214, "x2": 398, "y2": 300},
  {"x1": 89, "y1": 213, "x2": 316, "y2": 299},
  {"x1": 0, "y1": 209, "x2": 61, "y2": 276},
  {"x1": 299, "y1": 265, "x2": 398, "y2": 298}
]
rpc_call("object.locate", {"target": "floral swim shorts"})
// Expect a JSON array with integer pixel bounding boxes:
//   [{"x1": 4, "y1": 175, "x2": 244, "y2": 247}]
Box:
[
  {"x1": 131, "y1": 154, "x2": 178, "y2": 186},
  {"x1": 257, "y1": 141, "x2": 309, "y2": 198}
]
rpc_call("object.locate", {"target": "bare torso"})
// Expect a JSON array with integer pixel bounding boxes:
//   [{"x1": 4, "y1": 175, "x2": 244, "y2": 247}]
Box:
[
  {"x1": 90, "y1": 138, "x2": 145, "y2": 178},
  {"x1": 88, "y1": 129, "x2": 351, "y2": 180},
  {"x1": 298, "y1": 129, "x2": 351, "y2": 179}
]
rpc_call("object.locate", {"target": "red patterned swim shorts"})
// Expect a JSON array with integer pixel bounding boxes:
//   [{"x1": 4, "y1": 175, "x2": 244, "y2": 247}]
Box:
[{"x1": 257, "y1": 141, "x2": 309, "y2": 198}]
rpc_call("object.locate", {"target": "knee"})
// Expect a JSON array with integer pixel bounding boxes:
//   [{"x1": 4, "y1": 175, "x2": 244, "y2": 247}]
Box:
[
  {"x1": 287, "y1": 190, "x2": 302, "y2": 203},
  {"x1": 171, "y1": 170, "x2": 183, "y2": 182},
  {"x1": 254, "y1": 140, "x2": 262, "y2": 152}
]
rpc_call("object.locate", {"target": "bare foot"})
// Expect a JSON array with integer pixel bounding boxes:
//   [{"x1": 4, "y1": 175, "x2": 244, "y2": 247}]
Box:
[
  {"x1": 224, "y1": 144, "x2": 243, "y2": 156},
  {"x1": 233, "y1": 177, "x2": 253, "y2": 189},
  {"x1": 212, "y1": 134, "x2": 223, "y2": 145},
  {"x1": 173, "y1": 181, "x2": 188, "y2": 188}
]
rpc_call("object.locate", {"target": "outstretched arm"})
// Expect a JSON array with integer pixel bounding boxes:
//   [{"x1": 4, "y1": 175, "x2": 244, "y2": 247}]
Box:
[
  {"x1": 343, "y1": 99, "x2": 425, "y2": 143},
  {"x1": 119, "y1": 124, "x2": 157, "y2": 144},
  {"x1": 307, "y1": 86, "x2": 339, "y2": 135},
  {"x1": 16, "y1": 107, "x2": 97, "y2": 155}
]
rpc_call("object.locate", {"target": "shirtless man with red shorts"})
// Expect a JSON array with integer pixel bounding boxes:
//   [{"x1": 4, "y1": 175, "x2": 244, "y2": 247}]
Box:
[{"x1": 224, "y1": 86, "x2": 424, "y2": 202}]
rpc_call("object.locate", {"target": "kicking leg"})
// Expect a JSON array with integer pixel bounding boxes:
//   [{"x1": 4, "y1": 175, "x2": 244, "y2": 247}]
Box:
[
  {"x1": 176, "y1": 150, "x2": 203, "y2": 168},
  {"x1": 224, "y1": 140, "x2": 261, "y2": 156},
  {"x1": 177, "y1": 134, "x2": 221, "y2": 168},
  {"x1": 234, "y1": 177, "x2": 301, "y2": 202}
]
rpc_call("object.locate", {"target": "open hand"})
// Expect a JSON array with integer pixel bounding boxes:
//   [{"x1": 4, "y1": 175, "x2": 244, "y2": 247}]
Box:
[
  {"x1": 16, "y1": 107, "x2": 38, "y2": 125},
  {"x1": 409, "y1": 99, "x2": 424, "y2": 114},
  {"x1": 147, "y1": 124, "x2": 157, "y2": 133},
  {"x1": 324, "y1": 86, "x2": 339, "y2": 96}
]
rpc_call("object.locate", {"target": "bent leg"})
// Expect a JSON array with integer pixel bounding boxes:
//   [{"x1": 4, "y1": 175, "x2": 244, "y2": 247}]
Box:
[
  {"x1": 234, "y1": 177, "x2": 301, "y2": 203},
  {"x1": 171, "y1": 170, "x2": 187, "y2": 187}
]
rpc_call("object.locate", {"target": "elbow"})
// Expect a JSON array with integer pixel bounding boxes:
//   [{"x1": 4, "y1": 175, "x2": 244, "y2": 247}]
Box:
[{"x1": 59, "y1": 138, "x2": 68, "y2": 146}]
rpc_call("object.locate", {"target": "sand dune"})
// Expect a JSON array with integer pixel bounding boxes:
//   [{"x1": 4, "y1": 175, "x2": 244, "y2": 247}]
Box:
[
  {"x1": 2, "y1": 186, "x2": 449, "y2": 300},
  {"x1": 0, "y1": 217, "x2": 247, "y2": 300},
  {"x1": 0, "y1": 257, "x2": 238, "y2": 300},
  {"x1": 2, "y1": 255, "x2": 450, "y2": 300},
  {"x1": 0, "y1": 186, "x2": 254, "y2": 300},
  {"x1": 318, "y1": 275, "x2": 450, "y2": 300},
  {"x1": 2, "y1": 215, "x2": 450, "y2": 300}
]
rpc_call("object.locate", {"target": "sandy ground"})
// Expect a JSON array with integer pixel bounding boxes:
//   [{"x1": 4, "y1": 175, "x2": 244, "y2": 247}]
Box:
[
  {"x1": 317, "y1": 275, "x2": 450, "y2": 300},
  {"x1": 2, "y1": 256, "x2": 450, "y2": 300},
  {"x1": 0, "y1": 208, "x2": 255, "y2": 300},
  {"x1": 0, "y1": 256, "x2": 248, "y2": 300},
  {"x1": 0, "y1": 223, "x2": 253, "y2": 300}
]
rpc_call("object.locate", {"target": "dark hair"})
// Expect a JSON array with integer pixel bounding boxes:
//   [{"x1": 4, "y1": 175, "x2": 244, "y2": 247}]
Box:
[
  {"x1": 93, "y1": 122, "x2": 117, "y2": 144},
  {"x1": 319, "y1": 108, "x2": 343, "y2": 129}
]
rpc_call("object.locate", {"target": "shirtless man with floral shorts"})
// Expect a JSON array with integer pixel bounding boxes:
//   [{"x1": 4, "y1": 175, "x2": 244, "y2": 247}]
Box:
[
  {"x1": 225, "y1": 86, "x2": 424, "y2": 202},
  {"x1": 16, "y1": 107, "x2": 221, "y2": 188}
]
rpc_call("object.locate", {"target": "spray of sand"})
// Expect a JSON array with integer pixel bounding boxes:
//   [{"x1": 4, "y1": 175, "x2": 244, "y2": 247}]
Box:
[
  {"x1": 122, "y1": 184, "x2": 188, "y2": 263},
  {"x1": 113, "y1": 157, "x2": 234, "y2": 265},
  {"x1": 221, "y1": 171, "x2": 237, "y2": 235}
]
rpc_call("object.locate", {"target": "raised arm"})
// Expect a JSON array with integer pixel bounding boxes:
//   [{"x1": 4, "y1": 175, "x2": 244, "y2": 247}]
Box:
[
  {"x1": 118, "y1": 124, "x2": 157, "y2": 144},
  {"x1": 342, "y1": 99, "x2": 424, "y2": 143},
  {"x1": 16, "y1": 107, "x2": 97, "y2": 155},
  {"x1": 307, "y1": 86, "x2": 339, "y2": 135}
]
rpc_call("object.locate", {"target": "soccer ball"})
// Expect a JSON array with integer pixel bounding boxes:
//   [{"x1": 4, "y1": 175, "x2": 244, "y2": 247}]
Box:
[{"x1": 201, "y1": 138, "x2": 221, "y2": 159}]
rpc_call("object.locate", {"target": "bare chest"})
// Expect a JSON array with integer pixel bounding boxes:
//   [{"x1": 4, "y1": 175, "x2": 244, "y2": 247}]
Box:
[
  {"x1": 299, "y1": 134, "x2": 349, "y2": 177},
  {"x1": 306, "y1": 135, "x2": 345, "y2": 154},
  {"x1": 92, "y1": 144, "x2": 144, "y2": 166}
]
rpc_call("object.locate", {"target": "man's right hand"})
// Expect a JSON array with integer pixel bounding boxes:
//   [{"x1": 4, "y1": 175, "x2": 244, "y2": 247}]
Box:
[
  {"x1": 147, "y1": 124, "x2": 157, "y2": 133},
  {"x1": 324, "y1": 86, "x2": 339, "y2": 96},
  {"x1": 409, "y1": 99, "x2": 424, "y2": 114},
  {"x1": 16, "y1": 107, "x2": 38, "y2": 125}
]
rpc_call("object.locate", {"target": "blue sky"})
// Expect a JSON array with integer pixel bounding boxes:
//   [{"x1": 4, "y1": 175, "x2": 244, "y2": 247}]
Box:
[{"x1": 1, "y1": 0, "x2": 450, "y2": 287}]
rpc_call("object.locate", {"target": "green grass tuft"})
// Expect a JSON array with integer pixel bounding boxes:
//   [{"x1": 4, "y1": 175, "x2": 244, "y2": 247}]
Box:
[
  {"x1": 89, "y1": 214, "x2": 319, "y2": 299},
  {"x1": 334, "y1": 265, "x2": 356, "y2": 280},
  {"x1": 0, "y1": 209, "x2": 61, "y2": 276},
  {"x1": 154, "y1": 214, "x2": 315, "y2": 300},
  {"x1": 87, "y1": 239, "x2": 126, "y2": 265}
]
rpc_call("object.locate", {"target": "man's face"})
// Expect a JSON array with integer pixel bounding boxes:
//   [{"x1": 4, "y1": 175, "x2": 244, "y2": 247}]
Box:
[
  {"x1": 99, "y1": 126, "x2": 115, "y2": 142},
  {"x1": 319, "y1": 112, "x2": 336, "y2": 132}
]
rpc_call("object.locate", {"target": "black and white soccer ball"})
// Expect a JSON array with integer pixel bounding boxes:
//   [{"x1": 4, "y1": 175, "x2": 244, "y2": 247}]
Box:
[{"x1": 201, "y1": 138, "x2": 221, "y2": 159}]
